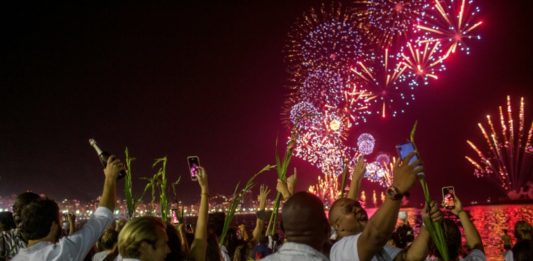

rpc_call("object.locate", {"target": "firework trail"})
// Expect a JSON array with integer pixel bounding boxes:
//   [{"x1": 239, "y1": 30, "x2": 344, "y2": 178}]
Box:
[
  {"x1": 465, "y1": 96, "x2": 533, "y2": 195},
  {"x1": 416, "y1": 0, "x2": 483, "y2": 57},
  {"x1": 400, "y1": 40, "x2": 447, "y2": 86}
]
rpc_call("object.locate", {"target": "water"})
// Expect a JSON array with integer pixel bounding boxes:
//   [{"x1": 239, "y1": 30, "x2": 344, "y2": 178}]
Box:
[
  {"x1": 366, "y1": 204, "x2": 533, "y2": 261},
  {"x1": 227, "y1": 204, "x2": 533, "y2": 261}
]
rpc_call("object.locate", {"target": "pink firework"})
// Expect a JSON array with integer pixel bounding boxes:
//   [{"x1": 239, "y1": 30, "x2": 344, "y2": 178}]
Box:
[
  {"x1": 465, "y1": 96, "x2": 533, "y2": 195},
  {"x1": 356, "y1": 0, "x2": 427, "y2": 48}
]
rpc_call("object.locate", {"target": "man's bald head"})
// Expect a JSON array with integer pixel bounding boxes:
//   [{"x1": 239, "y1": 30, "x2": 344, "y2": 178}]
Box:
[
  {"x1": 281, "y1": 192, "x2": 329, "y2": 250},
  {"x1": 329, "y1": 198, "x2": 367, "y2": 238}
]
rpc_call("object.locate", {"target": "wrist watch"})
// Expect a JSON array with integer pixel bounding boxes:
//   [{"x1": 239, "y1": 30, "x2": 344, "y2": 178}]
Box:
[{"x1": 386, "y1": 186, "x2": 404, "y2": 200}]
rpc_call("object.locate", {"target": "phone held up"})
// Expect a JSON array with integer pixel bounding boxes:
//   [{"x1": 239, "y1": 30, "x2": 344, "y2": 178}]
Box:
[
  {"x1": 395, "y1": 142, "x2": 424, "y2": 177},
  {"x1": 187, "y1": 156, "x2": 200, "y2": 181},
  {"x1": 442, "y1": 186, "x2": 455, "y2": 209}
]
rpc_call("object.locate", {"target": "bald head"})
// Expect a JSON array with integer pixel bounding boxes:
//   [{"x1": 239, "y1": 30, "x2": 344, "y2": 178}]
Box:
[
  {"x1": 329, "y1": 198, "x2": 367, "y2": 238},
  {"x1": 281, "y1": 192, "x2": 329, "y2": 250}
]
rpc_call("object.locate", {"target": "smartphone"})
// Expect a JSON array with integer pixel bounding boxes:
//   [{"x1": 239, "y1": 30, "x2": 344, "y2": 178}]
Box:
[
  {"x1": 187, "y1": 156, "x2": 200, "y2": 181},
  {"x1": 442, "y1": 186, "x2": 455, "y2": 209},
  {"x1": 395, "y1": 142, "x2": 418, "y2": 164}
]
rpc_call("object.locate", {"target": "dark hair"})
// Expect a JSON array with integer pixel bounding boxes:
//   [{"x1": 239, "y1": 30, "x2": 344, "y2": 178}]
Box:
[
  {"x1": 20, "y1": 199, "x2": 60, "y2": 240},
  {"x1": 392, "y1": 224, "x2": 414, "y2": 249},
  {"x1": 514, "y1": 221, "x2": 533, "y2": 241},
  {"x1": 0, "y1": 212, "x2": 16, "y2": 231},
  {"x1": 430, "y1": 219, "x2": 461, "y2": 260},
  {"x1": 12, "y1": 192, "x2": 41, "y2": 225},
  {"x1": 512, "y1": 240, "x2": 533, "y2": 261},
  {"x1": 208, "y1": 212, "x2": 226, "y2": 237},
  {"x1": 165, "y1": 222, "x2": 186, "y2": 261},
  {"x1": 98, "y1": 228, "x2": 118, "y2": 250},
  {"x1": 14, "y1": 192, "x2": 41, "y2": 209}
]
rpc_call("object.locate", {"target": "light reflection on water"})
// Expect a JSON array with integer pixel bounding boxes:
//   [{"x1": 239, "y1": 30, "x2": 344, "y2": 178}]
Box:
[{"x1": 380, "y1": 204, "x2": 533, "y2": 261}]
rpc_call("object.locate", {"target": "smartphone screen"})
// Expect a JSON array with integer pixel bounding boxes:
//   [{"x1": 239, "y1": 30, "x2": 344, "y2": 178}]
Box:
[
  {"x1": 187, "y1": 156, "x2": 200, "y2": 181},
  {"x1": 395, "y1": 142, "x2": 418, "y2": 164},
  {"x1": 442, "y1": 186, "x2": 455, "y2": 209}
]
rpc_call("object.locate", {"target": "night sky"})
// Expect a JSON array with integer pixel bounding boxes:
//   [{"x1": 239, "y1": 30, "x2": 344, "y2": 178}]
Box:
[{"x1": 1, "y1": 1, "x2": 532, "y2": 204}]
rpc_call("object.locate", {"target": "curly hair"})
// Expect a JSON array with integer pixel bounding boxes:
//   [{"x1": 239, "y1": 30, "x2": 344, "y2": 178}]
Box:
[
  {"x1": 20, "y1": 199, "x2": 60, "y2": 241},
  {"x1": 392, "y1": 224, "x2": 414, "y2": 249}
]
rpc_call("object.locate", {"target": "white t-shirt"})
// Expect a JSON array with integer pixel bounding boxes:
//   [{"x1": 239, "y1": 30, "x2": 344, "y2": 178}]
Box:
[
  {"x1": 12, "y1": 207, "x2": 113, "y2": 261},
  {"x1": 462, "y1": 249, "x2": 486, "y2": 261},
  {"x1": 330, "y1": 233, "x2": 402, "y2": 261}
]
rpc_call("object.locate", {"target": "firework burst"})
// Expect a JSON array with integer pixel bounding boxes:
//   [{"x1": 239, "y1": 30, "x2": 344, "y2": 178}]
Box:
[
  {"x1": 351, "y1": 49, "x2": 414, "y2": 118},
  {"x1": 285, "y1": 2, "x2": 365, "y2": 88},
  {"x1": 288, "y1": 101, "x2": 322, "y2": 131},
  {"x1": 416, "y1": 0, "x2": 483, "y2": 56},
  {"x1": 400, "y1": 40, "x2": 447, "y2": 86},
  {"x1": 465, "y1": 96, "x2": 533, "y2": 195},
  {"x1": 357, "y1": 0, "x2": 427, "y2": 48},
  {"x1": 364, "y1": 155, "x2": 396, "y2": 188},
  {"x1": 300, "y1": 66, "x2": 351, "y2": 108}
]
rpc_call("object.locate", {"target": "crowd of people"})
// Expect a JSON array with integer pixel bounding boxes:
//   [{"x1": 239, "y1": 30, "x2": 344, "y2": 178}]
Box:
[{"x1": 0, "y1": 152, "x2": 531, "y2": 261}]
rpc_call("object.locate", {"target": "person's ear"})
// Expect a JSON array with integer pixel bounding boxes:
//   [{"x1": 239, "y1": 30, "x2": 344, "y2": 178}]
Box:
[{"x1": 49, "y1": 222, "x2": 60, "y2": 241}]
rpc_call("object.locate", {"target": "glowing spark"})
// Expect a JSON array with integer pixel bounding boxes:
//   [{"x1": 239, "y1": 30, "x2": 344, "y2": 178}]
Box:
[{"x1": 417, "y1": 0, "x2": 483, "y2": 56}]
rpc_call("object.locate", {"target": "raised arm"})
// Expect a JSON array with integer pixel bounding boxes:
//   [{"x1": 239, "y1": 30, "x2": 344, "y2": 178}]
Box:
[
  {"x1": 452, "y1": 193, "x2": 484, "y2": 253},
  {"x1": 358, "y1": 152, "x2": 422, "y2": 261},
  {"x1": 253, "y1": 185, "x2": 270, "y2": 242},
  {"x1": 348, "y1": 156, "x2": 366, "y2": 201},
  {"x1": 397, "y1": 201, "x2": 442, "y2": 261},
  {"x1": 190, "y1": 167, "x2": 209, "y2": 261},
  {"x1": 67, "y1": 213, "x2": 76, "y2": 235},
  {"x1": 99, "y1": 156, "x2": 123, "y2": 210}
]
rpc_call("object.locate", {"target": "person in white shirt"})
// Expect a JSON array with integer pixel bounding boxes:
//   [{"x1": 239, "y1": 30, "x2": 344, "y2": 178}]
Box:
[
  {"x1": 329, "y1": 152, "x2": 440, "y2": 261},
  {"x1": 12, "y1": 155, "x2": 124, "y2": 261},
  {"x1": 260, "y1": 191, "x2": 330, "y2": 261}
]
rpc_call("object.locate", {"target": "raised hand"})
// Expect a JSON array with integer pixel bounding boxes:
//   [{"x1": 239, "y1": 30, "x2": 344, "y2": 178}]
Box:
[
  {"x1": 392, "y1": 152, "x2": 423, "y2": 194},
  {"x1": 276, "y1": 179, "x2": 290, "y2": 201},
  {"x1": 104, "y1": 155, "x2": 125, "y2": 180},
  {"x1": 196, "y1": 167, "x2": 208, "y2": 194},
  {"x1": 352, "y1": 155, "x2": 366, "y2": 181},
  {"x1": 286, "y1": 171, "x2": 297, "y2": 196},
  {"x1": 450, "y1": 192, "x2": 464, "y2": 216},
  {"x1": 422, "y1": 201, "x2": 442, "y2": 223},
  {"x1": 258, "y1": 185, "x2": 271, "y2": 210}
]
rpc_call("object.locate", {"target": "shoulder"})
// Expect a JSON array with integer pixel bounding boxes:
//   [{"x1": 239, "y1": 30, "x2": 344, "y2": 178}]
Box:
[
  {"x1": 331, "y1": 234, "x2": 361, "y2": 261},
  {"x1": 462, "y1": 249, "x2": 486, "y2": 261},
  {"x1": 382, "y1": 245, "x2": 402, "y2": 259}
]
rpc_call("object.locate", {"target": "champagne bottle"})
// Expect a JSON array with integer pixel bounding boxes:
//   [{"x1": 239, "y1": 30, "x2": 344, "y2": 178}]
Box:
[{"x1": 89, "y1": 138, "x2": 126, "y2": 179}]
